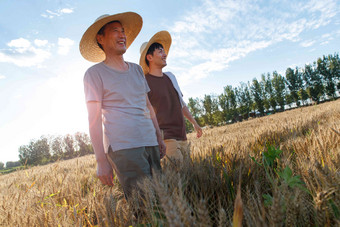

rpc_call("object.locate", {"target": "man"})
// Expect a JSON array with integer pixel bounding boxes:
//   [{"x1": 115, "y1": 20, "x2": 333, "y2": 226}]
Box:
[
  {"x1": 139, "y1": 31, "x2": 203, "y2": 165},
  {"x1": 79, "y1": 12, "x2": 166, "y2": 198}
]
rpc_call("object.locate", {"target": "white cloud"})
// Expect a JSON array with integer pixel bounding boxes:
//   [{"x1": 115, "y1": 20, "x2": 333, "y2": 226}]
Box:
[
  {"x1": 321, "y1": 33, "x2": 331, "y2": 39},
  {"x1": 303, "y1": 0, "x2": 337, "y2": 29},
  {"x1": 34, "y1": 39, "x2": 48, "y2": 47},
  {"x1": 166, "y1": 0, "x2": 339, "y2": 84},
  {"x1": 0, "y1": 36, "x2": 75, "y2": 67},
  {"x1": 60, "y1": 8, "x2": 73, "y2": 14},
  {"x1": 300, "y1": 40, "x2": 315, "y2": 47},
  {"x1": 0, "y1": 74, "x2": 6, "y2": 79},
  {"x1": 8, "y1": 38, "x2": 31, "y2": 48},
  {"x1": 172, "y1": 40, "x2": 273, "y2": 85},
  {"x1": 0, "y1": 38, "x2": 51, "y2": 67},
  {"x1": 41, "y1": 8, "x2": 74, "y2": 18},
  {"x1": 57, "y1": 38, "x2": 74, "y2": 55},
  {"x1": 46, "y1": 10, "x2": 59, "y2": 16},
  {"x1": 41, "y1": 14, "x2": 53, "y2": 19}
]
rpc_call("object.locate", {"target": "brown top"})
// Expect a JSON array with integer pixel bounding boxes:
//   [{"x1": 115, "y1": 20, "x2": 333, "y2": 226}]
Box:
[{"x1": 145, "y1": 73, "x2": 187, "y2": 140}]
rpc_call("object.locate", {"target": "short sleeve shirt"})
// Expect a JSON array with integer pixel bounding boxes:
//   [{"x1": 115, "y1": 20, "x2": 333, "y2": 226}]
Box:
[
  {"x1": 145, "y1": 73, "x2": 186, "y2": 141},
  {"x1": 84, "y1": 62, "x2": 158, "y2": 153}
]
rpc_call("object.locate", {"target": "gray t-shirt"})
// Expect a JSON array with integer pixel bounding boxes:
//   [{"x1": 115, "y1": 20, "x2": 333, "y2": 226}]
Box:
[{"x1": 84, "y1": 61, "x2": 158, "y2": 153}]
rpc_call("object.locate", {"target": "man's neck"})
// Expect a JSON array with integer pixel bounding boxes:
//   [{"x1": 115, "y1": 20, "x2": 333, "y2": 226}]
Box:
[
  {"x1": 148, "y1": 67, "x2": 163, "y2": 77},
  {"x1": 104, "y1": 54, "x2": 128, "y2": 72}
]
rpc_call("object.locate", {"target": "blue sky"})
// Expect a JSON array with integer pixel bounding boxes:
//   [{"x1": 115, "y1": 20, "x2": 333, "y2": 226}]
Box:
[{"x1": 0, "y1": 0, "x2": 339, "y2": 163}]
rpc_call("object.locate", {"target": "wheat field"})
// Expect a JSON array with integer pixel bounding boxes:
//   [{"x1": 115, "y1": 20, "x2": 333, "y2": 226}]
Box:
[{"x1": 1, "y1": 100, "x2": 339, "y2": 226}]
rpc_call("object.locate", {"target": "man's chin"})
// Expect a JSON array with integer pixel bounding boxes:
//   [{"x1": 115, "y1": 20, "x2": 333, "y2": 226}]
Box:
[{"x1": 117, "y1": 49, "x2": 126, "y2": 55}]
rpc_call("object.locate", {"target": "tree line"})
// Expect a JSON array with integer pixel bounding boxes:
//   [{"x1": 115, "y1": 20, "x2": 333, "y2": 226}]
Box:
[
  {"x1": 17, "y1": 132, "x2": 93, "y2": 166},
  {"x1": 0, "y1": 161, "x2": 21, "y2": 169},
  {"x1": 185, "y1": 53, "x2": 340, "y2": 130},
  {"x1": 9, "y1": 53, "x2": 339, "y2": 167}
]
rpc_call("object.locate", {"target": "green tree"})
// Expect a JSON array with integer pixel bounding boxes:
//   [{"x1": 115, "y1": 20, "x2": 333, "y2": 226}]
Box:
[
  {"x1": 261, "y1": 74, "x2": 270, "y2": 112},
  {"x1": 244, "y1": 82, "x2": 253, "y2": 116},
  {"x1": 63, "y1": 134, "x2": 76, "y2": 159},
  {"x1": 317, "y1": 56, "x2": 334, "y2": 99},
  {"x1": 263, "y1": 73, "x2": 277, "y2": 113},
  {"x1": 285, "y1": 67, "x2": 303, "y2": 107},
  {"x1": 201, "y1": 95, "x2": 219, "y2": 125},
  {"x1": 209, "y1": 95, "x2": 221, "y2": 125},
  {"x1": 74, "y1": 132, "x2": 93, "y2": 156},
  {"x1": 187, "y1": 97, "x2": 203, "y2": 125},
  {"x1": 251, "y1": 78, "x2": 265, "y2": 116},
  {"x1": 225, "y1": 86, "x2": 238, "y2": 120},
  {"x1": 218, "y1": 92, "x2": 230, "y2": 122},
  {"x1": 35, "y1": 136, "x2": 51, "y2": 164},
  {"x1": 329, "y1": 53, "x2": 340, "y2": 85},
  {"x1": 0, "y1": 162, "x2": 4, "y2": 170},
  {"x1": 303, "y1": 63, "x2": 324, "y2": 103},
  {"x1": 18, "y1": 138, "x2": 49, "y2": 166},
  {"x1": 26, "y1": 141, "x2": 38, "y2": 165},
  {"x1": 6, "y1": 161, "x2": 21, "y2": 168},
  {"x1": 51, "y1": 135, "x2": 64, "y2": 161},
  {"x1": 298, "y1": 88, "x2": 309, "y2": 106},
  {"x1": 236, "y1": 82, "x2": 253, "y2": 118},
  {"x1": 285, "y1": 93, "x2": 294, "y2": 108},
  {"x1": 329, "y1": 53, "x2": 340, "y2": 92},
  {"x1": 272, "y1": 71, "x2": 286, "y2": 111},
  {"x1": 185, "y1": 119, "x2": 194, "y2": 133},
  {"x1": 317, "y1": 54, "x2": 340, "y2": 99},
  {"x1": 19, "y1": 144, "x2": 30, "y2": 165}
]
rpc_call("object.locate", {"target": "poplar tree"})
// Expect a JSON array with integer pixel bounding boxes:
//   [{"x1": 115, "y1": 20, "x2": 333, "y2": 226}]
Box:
[
  {"x1": 263, "y1": 73, "x2": 277, "y2": 112},
  {"x1": 285, "y1": 67, "x2": 303, "y2": 107},
  {"x1": 272, "y1": 71, "x2": 286, "y2": 111},
  {"x1": 63, "y1": 134, "x2": 76, "y2": 159},
  {"x1": 251, "y1": 78, "x2": 265, "y2": 116},
  {"x1": 303, "y1": 63, "x2": 324, "y2": 103}
]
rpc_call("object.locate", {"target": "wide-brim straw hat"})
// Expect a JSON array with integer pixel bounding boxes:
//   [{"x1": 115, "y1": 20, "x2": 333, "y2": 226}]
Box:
[
  {"x1": 139, "y1": 31, "x2": 171, "y2": 74},
  {"x1": 79, "y1": 12, "x2": 142, "y2": 62}
]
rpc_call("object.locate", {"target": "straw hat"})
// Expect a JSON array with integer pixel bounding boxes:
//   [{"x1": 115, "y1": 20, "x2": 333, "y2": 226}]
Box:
[
  {"x1": 139, "y1": 31, "x2": 172, "y2": 74},
  {"x1": 79, "y1": 12, "x2": 142, "y2": 62}
]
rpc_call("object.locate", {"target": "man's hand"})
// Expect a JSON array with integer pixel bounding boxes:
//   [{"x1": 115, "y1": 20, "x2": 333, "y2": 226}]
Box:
[
  {"x1": 158, "y1": 139, "x2": 166, "y2": 159},
  {"x1": 182, "y1": 105, "x2": 203, "y2": 138},
  {"x1": 96, "y1": 159, "x2": 114, "y2": 186},
  {"x1": 194, "y1": 123, "x2": 203, "y2": 138},
  {"x1": 87, "y1": 101, "x2": 113, "y2": 186}
]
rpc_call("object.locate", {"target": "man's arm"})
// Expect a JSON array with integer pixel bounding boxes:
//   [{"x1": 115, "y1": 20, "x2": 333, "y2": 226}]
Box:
[
  {"x1": 86, "y1": 101, "x2": 114, "y2": 186},
  {"x1": 182, "y1": 105, "x2": 203, "y2": 138},
  {"x1": 146, "y1": 95, "x2": 166, "y2": 159}
]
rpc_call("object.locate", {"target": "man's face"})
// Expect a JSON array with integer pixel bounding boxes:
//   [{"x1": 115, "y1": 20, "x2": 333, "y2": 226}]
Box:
[
  {"x1": 97, "y1": 22, "x2": 127, "y2": 55},
  {"x1": 149, "y1": 47, "x2": 167, "y2": 68}
]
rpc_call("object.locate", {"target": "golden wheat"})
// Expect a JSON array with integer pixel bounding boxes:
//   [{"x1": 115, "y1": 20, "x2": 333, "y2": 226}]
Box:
[{"x1": 1, "y1": 100, "x2": 339, "y2": 226}]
